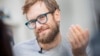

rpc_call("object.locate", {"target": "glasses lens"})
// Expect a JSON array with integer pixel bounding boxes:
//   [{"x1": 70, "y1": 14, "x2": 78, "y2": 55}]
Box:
[
  {"x1": 37, "y1": 14, "x2": 47, "y2": 24},
  {"x1": 26, "y1": 22, "x2": 36, "y2": 29}
]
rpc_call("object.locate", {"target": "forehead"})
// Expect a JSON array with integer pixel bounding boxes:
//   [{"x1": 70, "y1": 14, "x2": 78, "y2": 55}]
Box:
[{"x1": 26, "y1": 1, "x2": 49, "y2": 20}]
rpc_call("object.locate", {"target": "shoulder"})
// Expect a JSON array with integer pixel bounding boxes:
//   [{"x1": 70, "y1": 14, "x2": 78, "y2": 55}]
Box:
[
  {"x1": 13, "y1": 38, "x2": 40, "y2": 51},
  {"x1": 13, "y1": 38, "x2": 40, "y2": 56},
  {"x1": 14, "y1": 39, "x2": 35, "y2": 48}
]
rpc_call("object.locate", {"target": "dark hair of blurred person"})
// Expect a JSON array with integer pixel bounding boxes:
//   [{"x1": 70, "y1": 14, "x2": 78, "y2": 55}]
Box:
[{"x1": 0, "y1": 10, "x2": 13, "y2": 56}]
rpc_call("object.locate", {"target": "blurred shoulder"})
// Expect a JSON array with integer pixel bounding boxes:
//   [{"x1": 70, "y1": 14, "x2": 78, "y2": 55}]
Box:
[{"x1": 13, "y1": 38, "x2": 37, "y2": 49}]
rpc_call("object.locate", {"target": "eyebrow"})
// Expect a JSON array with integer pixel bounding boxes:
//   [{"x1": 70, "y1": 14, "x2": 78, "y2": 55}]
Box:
[
  {"x1": 29, "y1": 19, "x2": 37, "y2": 23},
  {"x1": 28, "y1": 12, "x2": 47, "y2": 21}
]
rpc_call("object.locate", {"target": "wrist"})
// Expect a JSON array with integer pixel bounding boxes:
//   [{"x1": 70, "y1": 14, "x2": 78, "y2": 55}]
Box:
[{"x1": 74, "y1": 51, "x2": 87, "y2": 56}]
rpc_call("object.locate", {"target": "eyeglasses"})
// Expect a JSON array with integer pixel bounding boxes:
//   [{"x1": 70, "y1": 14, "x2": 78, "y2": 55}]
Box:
[{"x1": 25, "y1": 12, "x2": 53, "y2": 29}]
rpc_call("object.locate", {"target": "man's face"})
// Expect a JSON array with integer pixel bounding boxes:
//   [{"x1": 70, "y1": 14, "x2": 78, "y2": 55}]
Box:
[{"x1": 26, "y1": 1, "x2": 60, "y2": 44}]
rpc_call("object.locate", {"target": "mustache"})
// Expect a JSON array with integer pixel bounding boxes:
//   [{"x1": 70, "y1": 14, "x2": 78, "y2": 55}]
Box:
[{"x1": 36, "y1": 26, "x2": 49, "y2": 33}]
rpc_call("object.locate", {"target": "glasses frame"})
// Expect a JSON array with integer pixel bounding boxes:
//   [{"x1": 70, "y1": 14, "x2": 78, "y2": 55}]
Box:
[{"x1": 25, "y1": 11, "x2": 53, "y2": 29}]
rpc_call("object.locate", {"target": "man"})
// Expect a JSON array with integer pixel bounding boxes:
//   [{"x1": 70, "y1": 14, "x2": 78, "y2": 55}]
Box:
[{"x1": 14, "y1": 0, "x2": 89, "y2": 56}]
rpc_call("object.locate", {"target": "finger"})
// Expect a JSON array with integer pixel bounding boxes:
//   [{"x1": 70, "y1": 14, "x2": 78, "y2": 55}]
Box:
[
  {"x1": 68, "y1": 28, "x2": 77, "y2": 49},
  {"x1": 67, "y1": 33, "x2": 75, "y2": 49},
  {"x1": 73, "y1": 25, "x2": 86, "y2": 46},
  {"x1": 69, "y1": 26, "x2": 80, "y2": 48},
  {"x1": 76, "y1": 25, "x2": 89, "y2": 46},
  {"x1": 83, "y1": 29, "x2": 89, "y2": 46},
  {"x1": 71, "y1": 25, "x2": 84, "y2": 46},
  {"x1": 76, "y1": 24, "x2": 84, "y2": 33}
]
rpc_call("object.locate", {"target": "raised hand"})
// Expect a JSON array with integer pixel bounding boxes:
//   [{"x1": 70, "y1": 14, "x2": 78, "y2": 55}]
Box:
[{"x1": 67, "y1": 25, "x2": 89, "y2": 56}]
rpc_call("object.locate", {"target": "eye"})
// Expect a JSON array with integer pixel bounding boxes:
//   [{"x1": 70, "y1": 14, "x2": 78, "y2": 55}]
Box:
[
  {"x1": 37, "y1": 14, "x2": 47, "y2": 23},
  {"x1": 27, "y1": 21, "x2": 36, "y2": 29},
  {"x1": 38, "y1": 14, "x2": 46, "y2": 19},
  {"x1": 38, "y1": 15, "x2": 46, "y2": 21}
]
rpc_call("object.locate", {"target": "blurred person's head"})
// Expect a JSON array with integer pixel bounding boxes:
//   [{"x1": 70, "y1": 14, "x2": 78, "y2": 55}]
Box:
[
  {"x1": 23, "y1": 0, "x2": 61, "y2": 44},
  {"x1": 0, "y1": 10, "x2": 13, "y2": 56}
]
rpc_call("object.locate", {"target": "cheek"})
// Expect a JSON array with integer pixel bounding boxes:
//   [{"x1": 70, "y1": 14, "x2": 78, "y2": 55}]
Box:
[
  {"x1": 48, "y1": 22, "x2": 56, "y2": 30},
  {"x1": 47, "y1": 18, "x2": 56, "y2": 27},
  {"x1": 34, "y1": 30, "x2": 37, "y2": 35}
]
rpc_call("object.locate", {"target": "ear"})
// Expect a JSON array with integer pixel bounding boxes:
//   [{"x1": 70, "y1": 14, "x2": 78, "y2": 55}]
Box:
[{"x1": 53, "y1": 9, "x2": 61, "y2": 22}]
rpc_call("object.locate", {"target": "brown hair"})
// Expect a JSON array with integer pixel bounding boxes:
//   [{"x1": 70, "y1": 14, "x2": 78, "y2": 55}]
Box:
[{"x1": 23, "y1": 0, "x2": 60, "y2": 14}]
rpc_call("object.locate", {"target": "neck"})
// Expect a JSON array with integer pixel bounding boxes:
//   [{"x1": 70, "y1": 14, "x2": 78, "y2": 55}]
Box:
[{"x1": 38, "y1": 33, "x2": 61, "y2": 51}]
